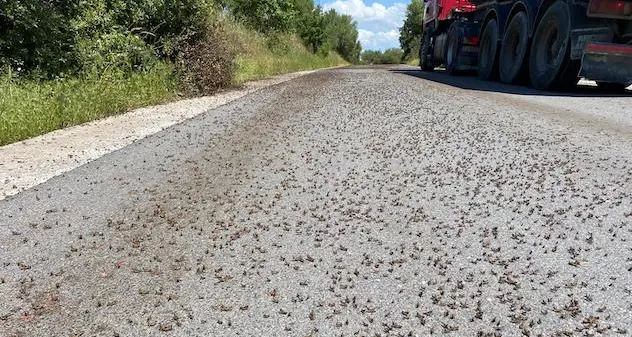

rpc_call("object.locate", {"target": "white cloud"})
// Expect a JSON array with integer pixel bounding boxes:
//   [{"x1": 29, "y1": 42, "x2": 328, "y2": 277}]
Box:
[
  {"x1": 323, "y1": 0, "x2": 407, "y2": 50},
  {"x1": 324, "y1": 0, "x2": 406, "y2": 28},
  {"x1": 358, "y1": 29, "x2": 400, "y2": 50}
]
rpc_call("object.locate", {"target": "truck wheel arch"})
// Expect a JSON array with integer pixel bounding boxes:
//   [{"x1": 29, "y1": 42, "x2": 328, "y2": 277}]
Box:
[
  {"x1": 505, "y1": 2, "x2": 533, "y2": 37},
  {"x1": 532, "y1": 0, "x2": 572, "y2": 36},
  {"x1": 480, "y1": 10, "x2": 499, "y2": 39}
]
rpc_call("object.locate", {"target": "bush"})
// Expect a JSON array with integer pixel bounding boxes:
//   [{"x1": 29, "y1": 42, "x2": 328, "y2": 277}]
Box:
[
  {"x1": 0, "y1": 0, "x2": 220, "y2": 76},
  {"x1": 175, "y1": 27, "x2": 235, "y2": 95},
  {"x1": 75, "y1": 32, "x2": 158, "y2": 74},
  {"x1": 228, "y1": 0, "x2": 297, "y2": 33},
  {"x1": 0, "y1": 0, "x2": 80, "y2": 76}
]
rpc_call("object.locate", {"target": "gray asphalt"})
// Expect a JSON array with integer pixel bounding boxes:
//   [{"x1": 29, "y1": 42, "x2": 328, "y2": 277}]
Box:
[{"x1": 1, "y1": 66, "x2": 631, "y2": 337}]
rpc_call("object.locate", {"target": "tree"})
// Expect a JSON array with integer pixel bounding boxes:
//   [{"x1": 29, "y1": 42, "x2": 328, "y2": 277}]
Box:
[
  {"x1": 361, "y1": 50, "x2": 382, "y2": 64},
  {"x1": 0, "y1": 0, "x2": 81, "y2": 75},
  {"x1": 323, "y1": 10, "x2": 361, "y2": 62},
  {"x1": 361, "y1": 48, "x2": 404, "y2": 64},
  {"x1": 228, "y1": 0, "x2": 297, "y2": 33},
  {"x1": 296, "y1": 5, "x2": 327, "y2": 53},
  {"x1": 399, "y1": 0, "x2": 424, "y2": 61},
  {"x1": 382, "y1": 48, "x2": 404, "y2": 63}
]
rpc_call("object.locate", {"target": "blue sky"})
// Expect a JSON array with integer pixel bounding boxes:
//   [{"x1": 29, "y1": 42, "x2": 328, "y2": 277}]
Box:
[{"x1": 315, "y1": 0, "x2": 408, "y2": 51}]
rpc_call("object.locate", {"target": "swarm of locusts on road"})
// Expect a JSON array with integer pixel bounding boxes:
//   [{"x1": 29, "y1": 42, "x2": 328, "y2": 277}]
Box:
[
  {"x1": 1, "y1": 0, "x2": 632, "y2": 336},
  {"x1": 2, "y1": 66, "x2": 631, "y2": 336}
]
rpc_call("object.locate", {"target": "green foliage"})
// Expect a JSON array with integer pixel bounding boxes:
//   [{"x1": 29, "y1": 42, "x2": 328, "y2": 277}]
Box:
[
  {"x1": 360, "y1": 50, "x2": 382, "y2": 65},
  {"x1": 219, "y1": 19, "x2": 346, "y2": 84},
  {"x1": 0, "y1": 0, "x2": 219, "y2": 76},
  {"x1": 0, "y1": 0, "x2": 81, "y2": 75},
  {"x1": 234, "y1": 34, "x2": 346, "y2": 84},
  {"x1": 1, "y1": 0, "x2": 361, "y2": 75},
  {"x1": 222, "y1": 0, "x2": 361, "y2": 63},
  {"x1": 407, "y1": 58, "x2": 420, "y2": 66},
  {"x1": 0, "y1": 0, "x2": 356, "y2": 145},
  {"x1": 399, "y1": 0, "x2": 425, "y2": 61},
  {"x1": 323, "y1": 10, "x2": 362, "y2": 63},
  {"x1": 361, "y1": 48, "x2": 405, "y2": 64},
  {"x1": 75, "y1": 33, "x2": 158, "y2": 74},
  {"x1": 227, "y1": 0, "x2": 298, "y2": 33},
  {"x1": 297, "y1": 6, "x2": 328, "y2": 54},
  {"x1": 382, "y1": 48, "x2": 405, "y2": 64}
]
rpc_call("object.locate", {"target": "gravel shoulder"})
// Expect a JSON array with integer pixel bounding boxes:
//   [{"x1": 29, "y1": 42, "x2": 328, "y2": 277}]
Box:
[{"x1": 1, "y1": 66, "x2": 631, "y2": 337}]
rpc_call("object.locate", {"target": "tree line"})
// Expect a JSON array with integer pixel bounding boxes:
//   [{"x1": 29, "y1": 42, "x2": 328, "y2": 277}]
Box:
[
  {"x1": 1, "y1": 0, "x2": 427, "y2": 78},
  {"x1": 360, "y1": 48, "x2": 405, "y2": 64},
  {"x1": 0, "y1": 0, "x2": 361, "y2": 84}
]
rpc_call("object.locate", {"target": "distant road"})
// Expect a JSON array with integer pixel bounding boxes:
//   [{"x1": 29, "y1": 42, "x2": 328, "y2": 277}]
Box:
[{"x1": 1, "y1": 66, "x2": 631, "y2": 336}]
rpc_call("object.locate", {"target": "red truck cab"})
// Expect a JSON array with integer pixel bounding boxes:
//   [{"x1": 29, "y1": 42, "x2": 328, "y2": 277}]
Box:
[{"x1": 424, "y1": 0, "x2": 476, "y2": 24}]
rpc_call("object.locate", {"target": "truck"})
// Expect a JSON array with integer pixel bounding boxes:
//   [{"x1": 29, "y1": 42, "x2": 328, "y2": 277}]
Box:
[{"x1": 419, "y1": 0, "x2": 632, "y2": 91}]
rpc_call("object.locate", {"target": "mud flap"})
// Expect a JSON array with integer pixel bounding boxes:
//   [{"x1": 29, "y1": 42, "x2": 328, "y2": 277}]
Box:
[
  {"x1": 570, "y1": 28, "x2": 613, "y2": 60},
  {"x1": 455, "y1": 20, "x2": 480, "y2": 71},
  {"x1": 456, "y1": 46, "x2": 479, "y2": 71},
  {"x1": 580, "y1": 43, "x2": 632, "y2": 84}
]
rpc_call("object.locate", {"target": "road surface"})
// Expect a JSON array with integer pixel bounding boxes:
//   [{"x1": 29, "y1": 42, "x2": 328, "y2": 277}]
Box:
[{"x1": 1, "y1": 66, "x2": 631, "y2": 337}]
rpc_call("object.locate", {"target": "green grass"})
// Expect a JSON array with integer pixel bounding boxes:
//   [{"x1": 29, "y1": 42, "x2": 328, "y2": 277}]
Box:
[
  {"x1": 234, "y1": 51, "x2": 345, "y2": 84},
  {"x1": 407, "y1": 58, "x2": 420, "y2": 66},
  {"x1": 224, "y1": 21, "x2": 347, "y2": 84},
  {"x1": 0, "y1": 63, "x2": 177, "y2": 146}
]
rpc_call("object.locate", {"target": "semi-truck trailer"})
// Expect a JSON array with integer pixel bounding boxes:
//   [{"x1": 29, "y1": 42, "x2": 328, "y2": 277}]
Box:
[{"x1": 420, "y1": 0, "x2": 632, "y2": 90}]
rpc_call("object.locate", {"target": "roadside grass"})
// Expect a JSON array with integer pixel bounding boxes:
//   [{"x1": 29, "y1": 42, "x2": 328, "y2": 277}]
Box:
[
  {"x1": 0, "y1": 64, "x2": 177, "y2": 146},
  {"x1": 235, "y1": 51, "x2": 345, "y2": 84},
  {"x1": 225, "y1": 21, "x2": 347, "y2": 84},
  {"x1": 407, "y1": 58, "x2": 420, "y2": 66}
]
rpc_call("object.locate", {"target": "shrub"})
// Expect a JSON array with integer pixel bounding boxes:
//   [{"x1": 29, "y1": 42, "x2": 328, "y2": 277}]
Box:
[
  {"x1": 75, "y1": 32, "x2": 158, "y2": 74},
  {"x1": 0, "y1": 0, "x2": 81, "y2": 76},
  {"x1": 175, "y1": 27, "x2": 235, "y2": 95}
]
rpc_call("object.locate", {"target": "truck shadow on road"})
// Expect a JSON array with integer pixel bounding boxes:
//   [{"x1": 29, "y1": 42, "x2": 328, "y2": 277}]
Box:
[{"x1": 391, "y1": 68, "x2": 632, "y2": 98}]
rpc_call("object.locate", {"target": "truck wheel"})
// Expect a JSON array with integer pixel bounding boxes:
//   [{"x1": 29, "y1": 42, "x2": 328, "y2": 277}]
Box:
[
  {"x1": 499, "y1": 12, "x2": 529, "y2": 84},
  {"x1": 529, "y1": 1, "x2": 579, "y2": 90},
  {"x1": 596, "y1": 82, "x2": 631, "y2": 93},
  {"x1": 445, "y1": 23, "x2": 462, "y2": 75},
  {"x1": 478, "y1": 19, "x2": 499, "y2": 80},
  {"x1": 420, "y1": 30, "x2": 434, "y2": 71}
]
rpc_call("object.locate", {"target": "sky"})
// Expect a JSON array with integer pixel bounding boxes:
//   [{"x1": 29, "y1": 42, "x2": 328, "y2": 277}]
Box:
[{"x1": 316, "y1": 0, "x2": 408, "y2": 51}]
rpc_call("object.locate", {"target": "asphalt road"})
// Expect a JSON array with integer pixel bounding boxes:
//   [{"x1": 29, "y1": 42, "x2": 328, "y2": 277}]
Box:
[{"x1": 1, "y1": 66, "x2": 631, "y2": 337}]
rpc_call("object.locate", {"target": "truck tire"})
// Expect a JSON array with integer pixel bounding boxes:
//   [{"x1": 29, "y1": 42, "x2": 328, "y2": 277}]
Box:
[
  {"x1": 478, "y1": 19, "x2": 499, "y2": 80},
  {"x1": 499, "y1": 12, "x2": 529, "y2": 84},
  {"x1": 445, "y1": 23, "x2": 462, "y2": 75},
  {"x1": 529, "y1": 1, "x2": 579, "y2": 90},
  {"x1": 420, "y1": 30, "x2": 434, "y2": 71}
]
